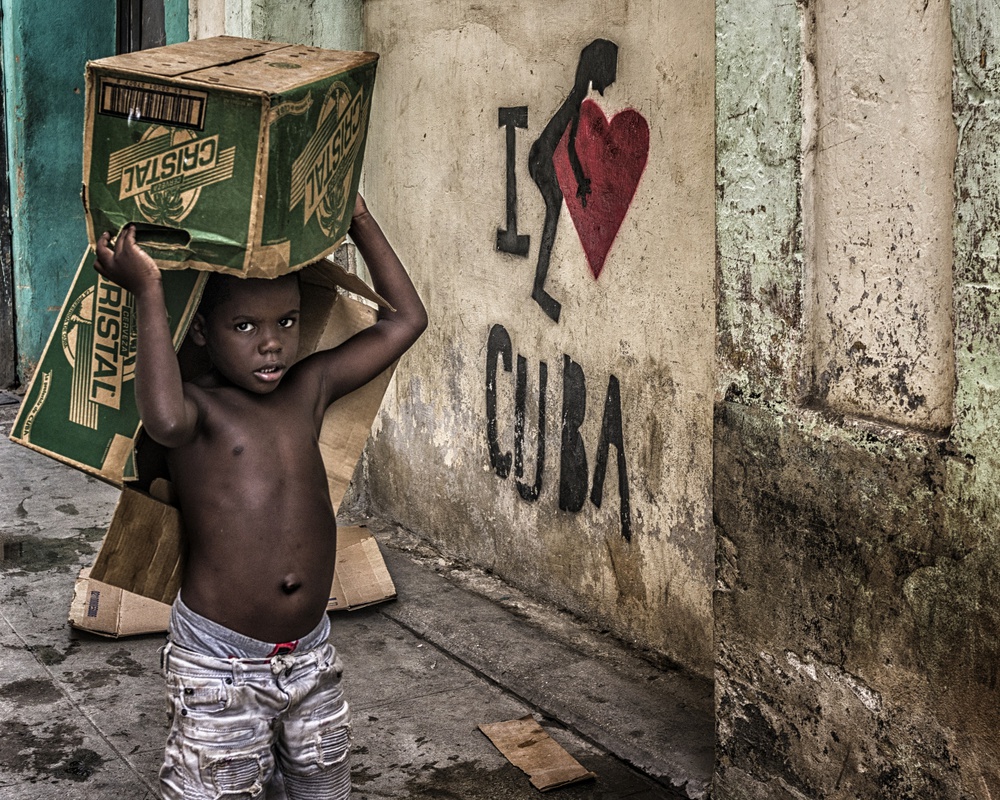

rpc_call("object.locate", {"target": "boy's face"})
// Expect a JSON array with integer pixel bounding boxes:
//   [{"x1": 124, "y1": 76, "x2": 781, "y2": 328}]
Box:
[{"x1": 192, "y1": 274, "x2": 301, "y2": 394}]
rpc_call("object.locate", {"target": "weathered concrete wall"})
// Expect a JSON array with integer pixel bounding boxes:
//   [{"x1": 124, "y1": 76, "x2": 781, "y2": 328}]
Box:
[
  {"x1": 716, "y1": 0, "x2": 1000, "y2": 796},
  {"x1": 714, "y1": 404, "x2": 1000, "y2": 798},
  {"x1": 952, "y1": 1, "x2": 1000, "y2": 500},
  {"x1": 190, "y1": 0, "x2": 361, "y2": 49},
  {"x1": 716, "y1": 0, "x2": 807, "y2": 406},
  {"x1": 360, "y1": 1, "x2": 717, "y2": 676}
]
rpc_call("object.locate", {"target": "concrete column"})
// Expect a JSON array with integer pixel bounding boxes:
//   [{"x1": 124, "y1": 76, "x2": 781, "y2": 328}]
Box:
[
  {"x1": 189, "y1": 0, "x2": 362, "y2": 49},
  {"x1": 715, "y1": 1, "x2": 1000, "y2": 796},
  {"x1": 810, "y1": 0, "x2": 955, "y2": 431},
  {"x1": 716, "y1": 0, "x2": 807, "y2": 404}
]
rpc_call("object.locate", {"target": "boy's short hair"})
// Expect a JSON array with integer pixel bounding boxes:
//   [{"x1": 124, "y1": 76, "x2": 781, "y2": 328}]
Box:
[
  {"x1": 197, "y1": 272, "x2": 300, "y2": 320},
  {"x1": 196, "y1": 273, "x2": 236, "y2": 320}
]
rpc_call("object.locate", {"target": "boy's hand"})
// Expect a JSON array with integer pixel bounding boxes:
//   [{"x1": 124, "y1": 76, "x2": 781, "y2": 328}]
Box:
[
  {"x1": 94, "y1": 225, "x2": 161, "y2": 296},
  {"x1": 352, "y1": 191, "x2": 371, "y2": 226}
]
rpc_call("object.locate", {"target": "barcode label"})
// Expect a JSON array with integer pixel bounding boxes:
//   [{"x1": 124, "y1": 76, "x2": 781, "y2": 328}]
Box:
[
  {"x1": 99, "y1": 77, "x2": 208, "y2": 130},
  {"x1": 88, "y1": 590, "x2": 100, "y2": 617}
]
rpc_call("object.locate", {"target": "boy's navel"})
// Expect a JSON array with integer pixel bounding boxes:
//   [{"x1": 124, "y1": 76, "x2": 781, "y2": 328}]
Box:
[
  {"x1": 232, "y1": 445, "x2": 244, "y2": 456},
  {"x1": 281, "y1": 575, "x2": 302, "y2": 594}
]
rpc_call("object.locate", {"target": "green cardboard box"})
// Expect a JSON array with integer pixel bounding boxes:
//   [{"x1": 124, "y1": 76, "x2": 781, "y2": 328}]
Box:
[
  {"x1": 83, "y1": 36, "x2": 377, "y2": 278},
  {"x1": 11, "y1": 247, "x2": 393, "y2": 486},
  {"x1": 10, "y1": 249, "x2": 205, "y2": 483}
]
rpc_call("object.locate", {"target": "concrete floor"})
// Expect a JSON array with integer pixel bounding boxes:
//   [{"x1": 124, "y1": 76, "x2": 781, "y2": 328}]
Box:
[{"x1": 0, "y1": 398, "x2": 712, "y2": 800}]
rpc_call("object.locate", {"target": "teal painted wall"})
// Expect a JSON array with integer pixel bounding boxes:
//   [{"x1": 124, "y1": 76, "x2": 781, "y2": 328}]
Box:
[
  {"x1": 3, "y1": 0, "x2": 116, "y2": 380},
  {"x1": 165, "y1": 0, "x2": 190, "y2": 45},
  {"x1": 3, "y1": 0, "x2": 187, "y2": 383}
]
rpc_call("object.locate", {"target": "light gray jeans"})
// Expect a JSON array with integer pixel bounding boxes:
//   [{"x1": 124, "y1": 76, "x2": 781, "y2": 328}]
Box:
[{"x1": 159, "y1": 611, "x2": 351, "y2": 799}]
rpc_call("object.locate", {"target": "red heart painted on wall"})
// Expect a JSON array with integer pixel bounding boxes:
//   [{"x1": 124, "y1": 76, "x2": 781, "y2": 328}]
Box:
[{"x1": 553, "y1": 99, "x2": 650, "y2": 279}]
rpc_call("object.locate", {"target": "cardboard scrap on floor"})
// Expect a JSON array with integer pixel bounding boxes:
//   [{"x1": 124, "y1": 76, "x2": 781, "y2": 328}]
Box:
[{"x1": 479, "y1": 716, "x2": 597, "y2": 792}]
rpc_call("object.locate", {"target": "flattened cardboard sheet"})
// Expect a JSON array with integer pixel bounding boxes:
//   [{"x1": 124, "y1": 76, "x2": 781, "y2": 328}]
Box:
[
  {"x1": 328, "y1": 526, "x2": 397, "y2": 610},
  {"x1": 89, "y1": 487, "x2": 183, "y2": 604},
  {"x1": 479, "y1": 717, "x2": 597, "y2": 792},
  {"x1": 69, "y1": 522, "x2": 394, "y2": 637},
  {"x1": 10, "y1": 252, "x2": 386, "y2": 489}
]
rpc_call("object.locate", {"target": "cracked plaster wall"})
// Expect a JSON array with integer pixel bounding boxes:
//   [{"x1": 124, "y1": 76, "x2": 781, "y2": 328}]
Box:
[
  {"x1": 716, "y1": 0, "x2": 1000, "y2": 797},
  {"x1": 812, "y1": 0, "x2": 956, "y2": 431},
  {"x1": 359, "y1": 0, "x2": 717, "y2": 678}
]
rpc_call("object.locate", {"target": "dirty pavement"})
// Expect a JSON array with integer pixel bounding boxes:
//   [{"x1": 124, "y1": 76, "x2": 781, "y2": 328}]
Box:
[{"x1": 0, "y1": 396, "x2": 712, "y2": 800}]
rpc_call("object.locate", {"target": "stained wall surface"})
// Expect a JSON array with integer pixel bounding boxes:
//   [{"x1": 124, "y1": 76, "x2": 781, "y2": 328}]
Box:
[
  {"x1": 359, "y1": 1, "x2": 717, "y2": 676},
  {"x1": 716, "y1": 0, "x2": 1000, "y2": 796}
]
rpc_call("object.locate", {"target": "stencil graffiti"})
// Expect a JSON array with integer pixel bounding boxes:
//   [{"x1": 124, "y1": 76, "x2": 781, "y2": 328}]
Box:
[
  {"x1": 528, "y1": 38, "x2": 619, "y2": 322},
  {"x1": 553, "y1": 100, "x2": 650, "y2": 279},
  {"x1": 488, "y1": 39, "x2": 646, "y2": 540},
  {"x1": 497, "y1": 40, "x2": 649, "y2": 315},
  {"x1": 486, "y1": 324, "x2": 632, "y2": 541}
]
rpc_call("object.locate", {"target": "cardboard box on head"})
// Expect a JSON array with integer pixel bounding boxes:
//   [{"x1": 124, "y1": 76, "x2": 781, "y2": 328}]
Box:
[
  {"x1": 83, "y1": 36, "x2": 378, "y2": 278},
  {"x1": 11, "y1": 249, "x2": 399, "y2": 636}
]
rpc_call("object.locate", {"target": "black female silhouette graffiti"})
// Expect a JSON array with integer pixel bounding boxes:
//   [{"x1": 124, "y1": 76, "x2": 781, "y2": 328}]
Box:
[{"x1": 528, "y1": 38, "x2": 618, "y2": 323}]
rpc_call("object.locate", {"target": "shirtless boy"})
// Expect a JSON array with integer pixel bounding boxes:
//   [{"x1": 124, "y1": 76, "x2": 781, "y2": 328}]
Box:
[{"x1": 94, "y1": 194, "x2": 427, "y2": 800}]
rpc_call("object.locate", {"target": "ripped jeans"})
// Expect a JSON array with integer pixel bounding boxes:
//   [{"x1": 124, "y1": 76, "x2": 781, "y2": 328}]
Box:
[{"x1": 159, "y1": 640, "x2": 352, "y2": 799}]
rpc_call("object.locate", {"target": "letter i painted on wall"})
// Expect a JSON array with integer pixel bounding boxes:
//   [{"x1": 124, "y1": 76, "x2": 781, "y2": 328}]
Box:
[{"x1": 497, "y1": 107, "x2": 530, "y2": 257}]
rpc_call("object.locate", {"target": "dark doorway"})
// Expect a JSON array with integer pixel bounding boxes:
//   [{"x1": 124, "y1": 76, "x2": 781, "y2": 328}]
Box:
[
  {"x1": 0, "y1": 5, "x2": 16, "y2": 389},
  {"x1": 118, "y1": 0, "x2": 166, "y2": 53}
]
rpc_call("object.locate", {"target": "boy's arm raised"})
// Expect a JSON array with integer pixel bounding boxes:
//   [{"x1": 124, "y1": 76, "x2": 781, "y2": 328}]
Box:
[
  {"x1": 312, "y1": 194, "x2": 428, "y2": 405},
  {"x1": 94, "y1": 227, "x2": 199, "y2": 448}
]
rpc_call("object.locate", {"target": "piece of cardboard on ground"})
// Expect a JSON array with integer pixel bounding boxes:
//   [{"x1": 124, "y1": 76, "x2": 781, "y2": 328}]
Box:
[
  {"x1": 328, "y1": 525, "x2": 396, "y2": 611},
  {"x1": 70, "y1": 570, "x2": 173, "y2": 637},
  {"x1": 479, "y1": 716, "x2": 597, "y2": 792},
  {"x1": 83, "y1": 36, "x2": 378, "y2": 278}
]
